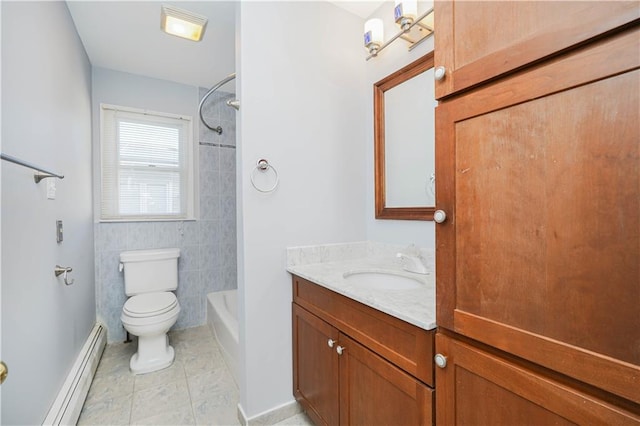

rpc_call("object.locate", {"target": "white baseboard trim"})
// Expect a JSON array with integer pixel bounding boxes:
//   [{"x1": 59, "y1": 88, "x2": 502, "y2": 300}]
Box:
[
  {"x1": 238, "y1": 399, "x2": 302, "y2": 426},
  {"x1": 42, "y1": 323, "x2": 107, "y2": 425}
]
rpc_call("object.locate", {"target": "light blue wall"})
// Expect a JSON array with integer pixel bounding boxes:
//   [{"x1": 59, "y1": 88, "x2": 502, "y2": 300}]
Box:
[
  {"x1": 1, "y1": 2, "x2": 95, "y2": 423},
  {"x1": 91, "y1": 68, "x2": 237, "y2": 342}
]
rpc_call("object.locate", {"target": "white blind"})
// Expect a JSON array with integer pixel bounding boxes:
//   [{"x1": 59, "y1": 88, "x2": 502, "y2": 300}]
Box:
[{"x1": 101, "y1": 105, "x2": 194, "y2": 220}]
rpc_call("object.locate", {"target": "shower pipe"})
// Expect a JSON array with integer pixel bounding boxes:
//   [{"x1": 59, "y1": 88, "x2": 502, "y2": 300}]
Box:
[{"x1": 198, "y1": 72, "x2": 238, "y2": 135}]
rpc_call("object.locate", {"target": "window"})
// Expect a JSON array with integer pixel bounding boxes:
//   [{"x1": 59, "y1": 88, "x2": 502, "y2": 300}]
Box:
[{"x1": 100, "y1": 104, "x2": 195, "y2": 221}]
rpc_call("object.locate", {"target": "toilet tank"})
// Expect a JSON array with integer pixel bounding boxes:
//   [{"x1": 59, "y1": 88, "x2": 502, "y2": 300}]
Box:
[{"x1": 120, "y1": 248, "x2": 180, "y2": 296}]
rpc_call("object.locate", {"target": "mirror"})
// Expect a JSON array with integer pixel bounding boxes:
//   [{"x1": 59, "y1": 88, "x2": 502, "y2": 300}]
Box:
[{"x1": 374, "y1": 53, "x2": 435, "y2": 220}]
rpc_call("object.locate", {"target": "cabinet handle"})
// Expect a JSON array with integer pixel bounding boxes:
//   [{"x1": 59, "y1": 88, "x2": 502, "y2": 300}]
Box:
[
  {"x1": 336, "y1": 345, "x2": 346, "y2": 356},
  {"x1": 328, "y1": 338, "x2": 336, "y2": 348},
  {"x1": 434, "y1": 66, "x2": 446, "y2": 81},
  {"x1": 434, "y1": 353, "x2": 447, "y2": 369},
  {"x1": 434, "y1": 210, "x2": 447, "y2": 224}
]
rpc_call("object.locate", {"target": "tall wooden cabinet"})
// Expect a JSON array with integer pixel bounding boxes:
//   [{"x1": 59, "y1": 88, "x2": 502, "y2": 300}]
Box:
[{"x1": 434, "y1": 1, "x2": 640, "y2": 423}]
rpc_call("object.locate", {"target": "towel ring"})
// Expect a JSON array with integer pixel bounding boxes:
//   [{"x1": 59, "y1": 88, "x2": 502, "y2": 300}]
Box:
[{"x1": 250, "y1": 159, "x2": 279, "y2": 193}]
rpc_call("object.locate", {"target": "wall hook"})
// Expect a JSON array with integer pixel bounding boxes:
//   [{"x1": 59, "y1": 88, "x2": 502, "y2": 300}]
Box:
[{"x1": 54, "y1": 265, "x2": 74, "y2": 285}]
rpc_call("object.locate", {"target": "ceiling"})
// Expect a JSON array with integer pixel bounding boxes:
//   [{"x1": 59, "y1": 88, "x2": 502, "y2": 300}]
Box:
[
  {"x1": 66, "y1": 1, "x2": 236, "y2": 89},
  {"x1": 66, "y1": 1, "x2": 383, "y2": 90}
]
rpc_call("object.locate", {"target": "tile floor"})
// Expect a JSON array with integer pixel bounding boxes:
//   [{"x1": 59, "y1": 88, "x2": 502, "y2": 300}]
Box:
[{"x1": 79, "y1": 325, "x2": 313, "y2": 426}]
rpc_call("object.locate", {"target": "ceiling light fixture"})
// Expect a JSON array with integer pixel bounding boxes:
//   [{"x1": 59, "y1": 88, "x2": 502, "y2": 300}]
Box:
[{"x1": 161, "y1": 5, "x2": 208, "y2": 42}]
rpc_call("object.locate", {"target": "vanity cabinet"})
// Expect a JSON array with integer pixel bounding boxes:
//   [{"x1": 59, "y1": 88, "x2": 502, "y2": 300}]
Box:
[
  {"x1": 433, "y1": 1, "x2": 639, "y2": 99},
  {"x1": 434, "y1": 1, "x2": 640, "y2": 422},
  {"x1": 292, "y1": 275, "x2": 435, "y2": 425}
]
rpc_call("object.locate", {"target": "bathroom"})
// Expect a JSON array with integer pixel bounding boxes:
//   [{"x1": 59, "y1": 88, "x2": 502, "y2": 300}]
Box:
[
  {"x1": 1, "y1": 0, "x2": 437, "y2": 424},
  {"x1": 3, "y1": 0, "x2": 638, "y2": 425}
]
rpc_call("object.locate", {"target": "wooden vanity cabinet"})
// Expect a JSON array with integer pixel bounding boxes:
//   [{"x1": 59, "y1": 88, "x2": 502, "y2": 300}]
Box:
[
  {"x1": 292, "y1": 275, "x2": 435, "y2": 425},
  {"x1": 434, "y1": 1, "x2": 640, "y2": 422},
  {"x1": 433, "y1": 1, "x2": 639, "y2": 99}
]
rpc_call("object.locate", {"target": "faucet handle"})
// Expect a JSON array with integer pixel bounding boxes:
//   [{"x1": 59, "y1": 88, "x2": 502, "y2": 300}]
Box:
[{"x1": 396, "y1": 252, "x2": 429, "y2": 275}]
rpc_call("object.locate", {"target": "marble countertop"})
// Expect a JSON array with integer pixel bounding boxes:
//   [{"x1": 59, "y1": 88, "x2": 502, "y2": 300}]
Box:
[{"x1": 287, "y1": 256, "x2": 436, "y2": 331}]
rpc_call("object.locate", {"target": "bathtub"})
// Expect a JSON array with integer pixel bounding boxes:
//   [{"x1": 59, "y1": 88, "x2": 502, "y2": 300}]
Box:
[{"x1": 207, "y1": 289, "x2": 239, "y2": 385}]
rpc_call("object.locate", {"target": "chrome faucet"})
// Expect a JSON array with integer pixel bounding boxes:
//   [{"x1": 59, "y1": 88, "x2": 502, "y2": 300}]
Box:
[{"x1": 396, "y1": 248, "x2": 429, "y2": 275}]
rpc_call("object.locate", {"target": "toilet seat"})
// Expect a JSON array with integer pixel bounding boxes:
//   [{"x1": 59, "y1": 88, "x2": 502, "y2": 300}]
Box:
[{"x1": 123, "y1": 292, "x2": 178, "y2": 318}]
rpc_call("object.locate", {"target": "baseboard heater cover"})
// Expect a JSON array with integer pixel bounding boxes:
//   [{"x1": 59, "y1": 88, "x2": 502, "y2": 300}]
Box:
[{"x1": 42, "y1": 323, "x2": 107, "y2": 426}]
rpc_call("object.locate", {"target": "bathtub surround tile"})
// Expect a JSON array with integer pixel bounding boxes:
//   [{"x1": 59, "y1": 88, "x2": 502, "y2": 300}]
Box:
[
  {"x1": 178, "y1": 221, "x2": 200, "y2": 246},
  {"x1": 199, "y1": 220, "x2": 221, "y2": 246},
  {"x1": 100, "y1": 250, "x2": 123, "y2": 283},
  {"x1": 220, "y1": 148, "x2": 236, "y2": 172},
  {"x1": 97, "y1": 222, "x2": 128, "y2": 252},
  {"x1": 125, "y1": 222, "x2": 155, "y2": 250},
  {"x1": 199, "y1": 144, "x2": 220, "y2": 171},
  {"x1": 200, "y1": 194, "x2": 221, "y2": 220},
  {"x1": 153, "y1": 221, "x2": 178, "y2": 248},
  {"x1": 200, "y1": 267, "x2": 222, "y2": 292},
  {"x1": 200, "y1": 168, "x2": 221, "y2": 197},
  {"x1": 178, "y1": 245, "x2": 200, "y2": 272},
  {"x1": 177, "y1": 269, "x2": 202, "y2": 300},
  {"x1": 200, "y1": 244, "x2": 221, "y2": 271}
]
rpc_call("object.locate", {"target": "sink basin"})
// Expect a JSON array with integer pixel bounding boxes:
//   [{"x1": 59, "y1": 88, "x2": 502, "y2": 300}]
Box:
[{"x1": 342, "y1": 271, "x2": 422, "y2": 290}]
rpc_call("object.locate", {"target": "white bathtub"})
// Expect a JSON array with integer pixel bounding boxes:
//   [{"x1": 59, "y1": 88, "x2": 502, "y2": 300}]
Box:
[{"x1": 207, "y1": 289, "x2": 239, "y2": 385}]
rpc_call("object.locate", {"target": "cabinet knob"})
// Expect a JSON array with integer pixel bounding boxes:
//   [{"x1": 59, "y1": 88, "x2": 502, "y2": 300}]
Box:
[
  {"x1": 336, "y1": 345, "x2": 346, "y2": 356},
  {"x1": 434, "y1": 66, "x2": 447, "y2": 81},
  {"x1": 328, "y1": 338, "x2": 336, "y2": 348},
  {"x1": 434, "y1": 353, "x2": 447, "y2": 369},
  {"x1": 0, "y1": 361, "x2": 7, "y2": 384},
  {"x1": 434, "y1": 210, "x2": 447, "y2": 224}
]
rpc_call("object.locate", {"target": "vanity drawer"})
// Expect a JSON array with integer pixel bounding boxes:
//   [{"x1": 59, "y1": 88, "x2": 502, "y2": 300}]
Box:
[{"x1": 293, "y1": 275, "x2": 434, "y2": 386}]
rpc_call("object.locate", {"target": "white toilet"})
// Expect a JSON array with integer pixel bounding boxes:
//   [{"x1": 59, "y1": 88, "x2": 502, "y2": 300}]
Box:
[{"x1": 120, "y1": 248, "x2": 181, "y2": 374}]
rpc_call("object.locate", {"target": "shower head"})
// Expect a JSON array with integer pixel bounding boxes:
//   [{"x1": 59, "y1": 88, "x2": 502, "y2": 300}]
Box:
[{"x1": 226, "y1": 99, "x2": 240, "y2": 111}]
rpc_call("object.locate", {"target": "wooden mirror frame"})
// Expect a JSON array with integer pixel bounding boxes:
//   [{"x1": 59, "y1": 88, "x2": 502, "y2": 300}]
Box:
[{"x1": 374, "y1": 52, "x2": 435, "y2": 220}]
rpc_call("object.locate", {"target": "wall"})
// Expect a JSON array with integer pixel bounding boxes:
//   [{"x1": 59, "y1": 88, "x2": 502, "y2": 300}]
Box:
[
  {"x1": 92, "y1": 68, "x2": 237, "y2": 343},
  {"x1": 237, "y1": 1, "x2": 367, "y2": 419},
  {"x1": 1, "y1": 2, "x2": 95, "y2": 423},
  {"x1": 364, "y1": 1, "x2": 436, "y2": 248}
]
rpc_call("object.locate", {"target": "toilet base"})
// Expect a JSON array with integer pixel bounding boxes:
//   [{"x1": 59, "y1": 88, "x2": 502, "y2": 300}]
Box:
[{"x1": 129, "y1": 334, "x2": 175, "y2": 375}]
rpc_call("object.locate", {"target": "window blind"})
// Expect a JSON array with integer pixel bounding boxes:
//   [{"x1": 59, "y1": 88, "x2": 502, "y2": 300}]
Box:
[{"x1": 100, "y1": 105, "x2": 194, "y2": 220}]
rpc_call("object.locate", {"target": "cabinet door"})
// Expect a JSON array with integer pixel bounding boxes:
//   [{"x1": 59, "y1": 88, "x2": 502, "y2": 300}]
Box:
[
  {"x1": 293, "y1": 304, "x2": 340, "y2": 426},
  {"x1": 435, "y1": 27, "x2": 640, "y2": 403},
  {"x1": 435, "y1": 333, "x2": 640, "y2": 425},
  {"x1": 338, "y1": 334, "x2": 434, "y2": 426},
  {"x1": 434, "y1": 0, "x2": 640, "y2": 98}
]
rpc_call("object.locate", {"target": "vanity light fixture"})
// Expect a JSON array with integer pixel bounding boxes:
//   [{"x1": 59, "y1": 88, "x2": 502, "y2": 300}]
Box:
[
  {"x1": 394, "y1": 0, "x2": 417, "y2": 31},
  {"x1": 365, "y1": 4, "x2": 434, "y2": 61},
  {"x1": 364, "y1": 18, "x2": 384, "y2": 55},
  {"x1": 161, "y1": 5, "x2": 208, "y2": 42}
]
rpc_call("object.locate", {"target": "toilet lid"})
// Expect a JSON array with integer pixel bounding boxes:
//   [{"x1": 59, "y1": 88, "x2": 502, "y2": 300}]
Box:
[{"x1": 123, "y1": 292, "x2": 178, "y2": 318}]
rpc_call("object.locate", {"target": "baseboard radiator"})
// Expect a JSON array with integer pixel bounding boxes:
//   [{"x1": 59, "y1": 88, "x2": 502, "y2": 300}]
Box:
[{"x1": 42, "y1": 323, "x2": 107, "y2": 426}]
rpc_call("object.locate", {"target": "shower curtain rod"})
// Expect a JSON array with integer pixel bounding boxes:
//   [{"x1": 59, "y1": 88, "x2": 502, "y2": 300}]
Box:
[
  {"x1": 199, "y1": 72, "x2": 237, "y2": 135},
  {"x1": 1, "y1": 153, "x2": 64, "y2": 183}
]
